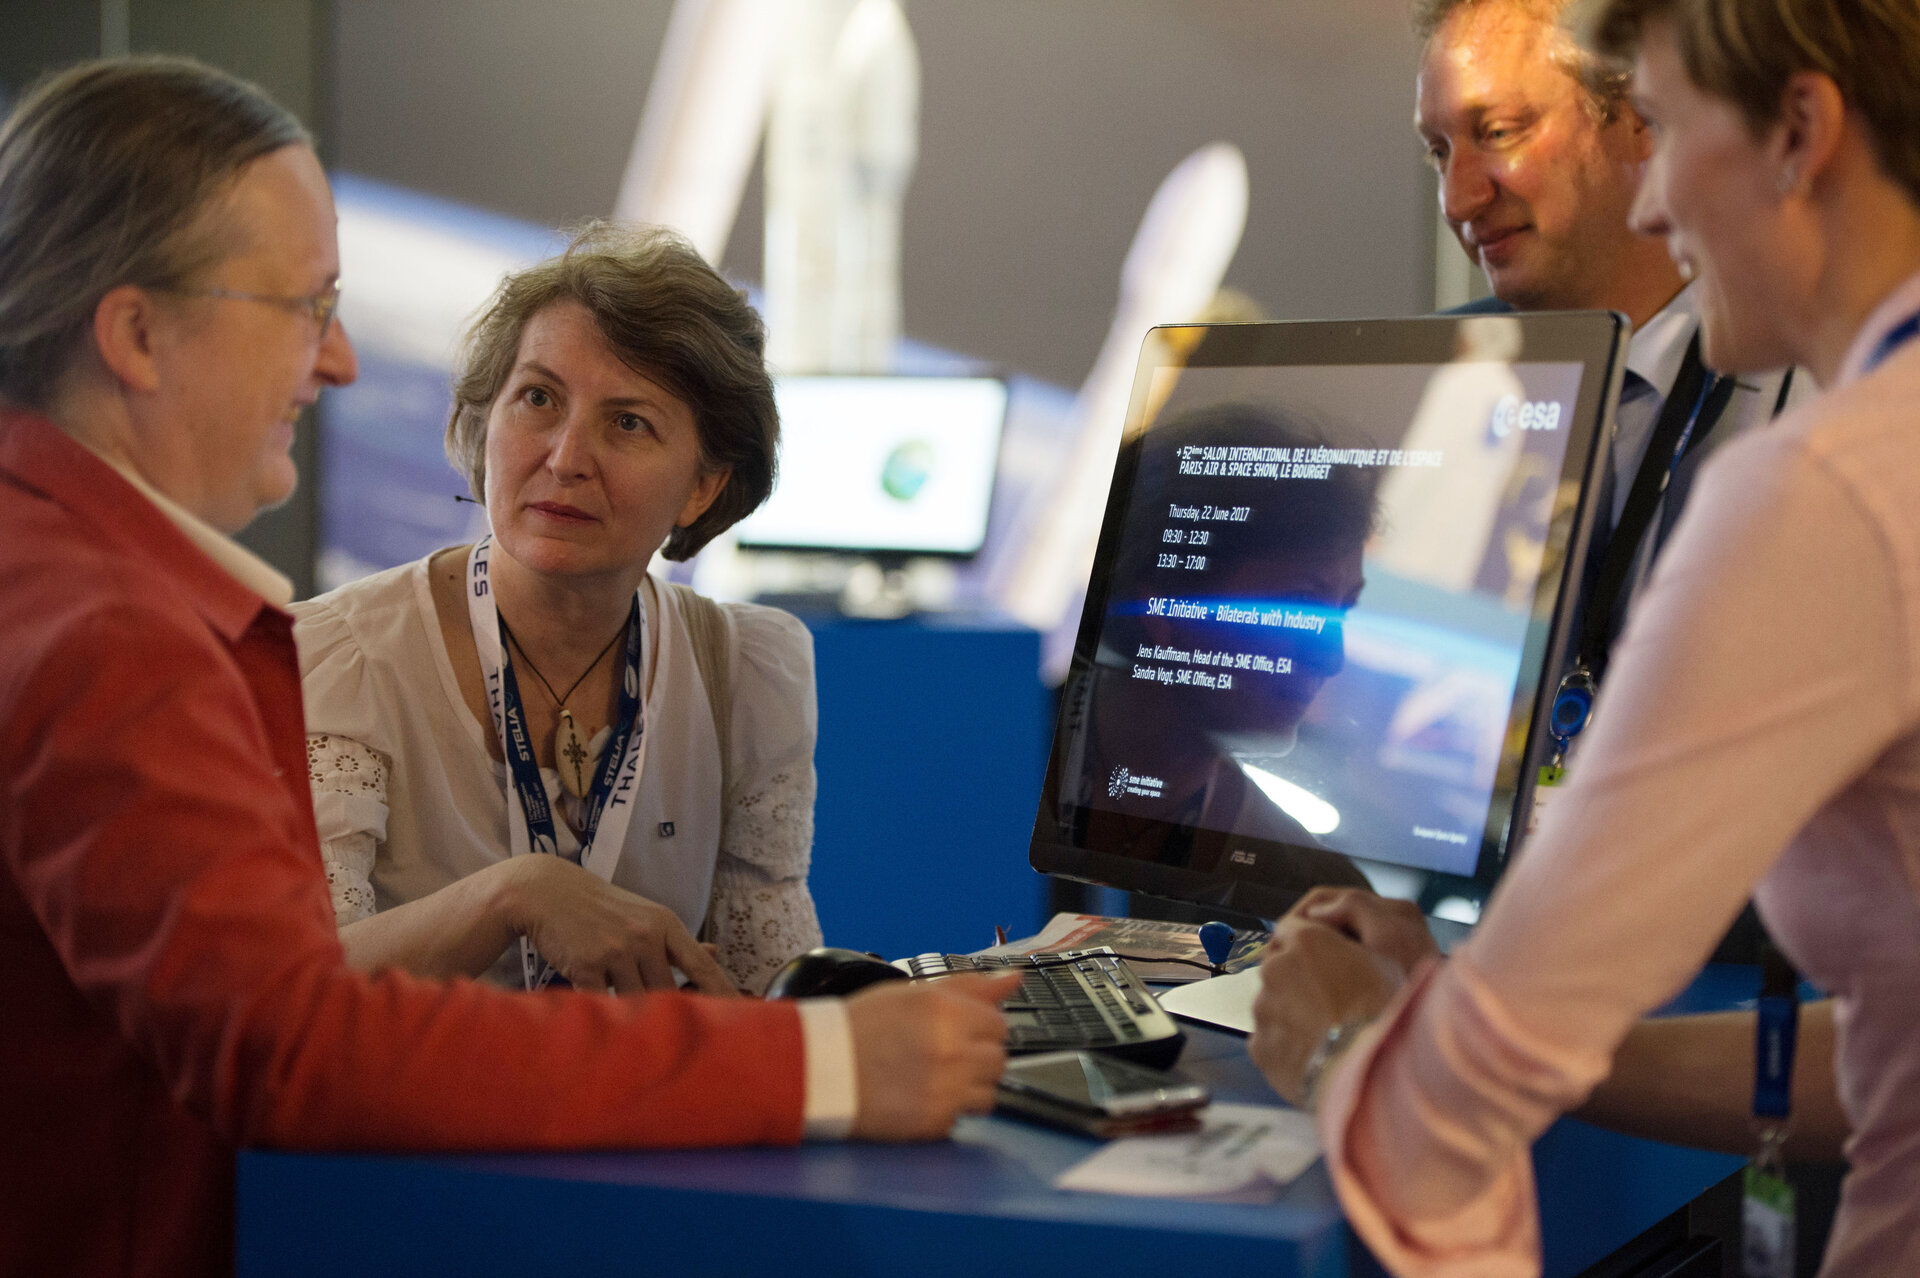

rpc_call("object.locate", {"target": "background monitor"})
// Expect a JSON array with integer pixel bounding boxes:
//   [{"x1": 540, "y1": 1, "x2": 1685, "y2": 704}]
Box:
[
  {"x1": 735, "y1": 374, "x2": 1010, "y2": 558},
  {"x1": 1029, "y1": 313, "x2": 1626, "y2": 926}
]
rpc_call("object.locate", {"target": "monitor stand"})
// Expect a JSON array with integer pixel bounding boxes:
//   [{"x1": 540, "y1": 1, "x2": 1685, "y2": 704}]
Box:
[
  {"x1": 1425, "y1": 914, "x2": 1472, "y2": 955},
  {"x1": 839, "y1": 559, "x2": 917, "y2": 619},
  {"x1": 743, "y1": 551, "x2": 960, "y2": 619}
]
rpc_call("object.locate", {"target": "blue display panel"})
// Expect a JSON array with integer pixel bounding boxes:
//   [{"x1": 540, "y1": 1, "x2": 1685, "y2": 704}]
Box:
[{"x1": 1034, "y1": 316, "x2": 1624, "y2": 920}]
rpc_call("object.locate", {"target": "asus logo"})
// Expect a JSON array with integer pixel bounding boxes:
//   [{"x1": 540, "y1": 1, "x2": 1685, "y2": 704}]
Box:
[{"x1": 1228, "y1": 849, "x2": 1256, "y2": 866}]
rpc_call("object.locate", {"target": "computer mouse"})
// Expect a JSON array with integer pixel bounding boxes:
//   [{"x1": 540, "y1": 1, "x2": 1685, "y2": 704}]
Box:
[{"x1": 764, "y1": 947, "x2": 910, "y2": 999}]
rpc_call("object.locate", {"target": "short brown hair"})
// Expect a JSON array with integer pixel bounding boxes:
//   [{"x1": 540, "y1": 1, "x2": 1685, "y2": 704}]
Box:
[
  {"x1": 446, "y1": 222, "x2": 777, "y2": 561},
  {"x1": 1413, "y1": 0, "x2": 1634, "y2": 115},
  {"x1": 1587, "y1": 0, "x2": 1920, "y2": 207},
  {"x1": 0, "y1": 56, "x2": 309, "y2": 410}
]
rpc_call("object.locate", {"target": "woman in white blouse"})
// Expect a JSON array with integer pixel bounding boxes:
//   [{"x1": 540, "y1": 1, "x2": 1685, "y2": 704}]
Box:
[{"x1": 296, "y1": 223, "x2": 820, "y2": 996}]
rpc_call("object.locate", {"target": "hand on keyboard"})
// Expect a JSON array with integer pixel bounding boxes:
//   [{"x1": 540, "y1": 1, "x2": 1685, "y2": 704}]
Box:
[
  {"x1": 846, "y1": 971, "x2": 1024, "y2": 1141},
  {"x1": 904, "y1": 948, "x2": 1187, "y2": 1068}
]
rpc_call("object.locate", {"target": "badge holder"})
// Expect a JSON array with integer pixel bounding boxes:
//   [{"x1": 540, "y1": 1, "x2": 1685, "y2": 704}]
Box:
[
  {"x1": 1529, "y1": 666, "x2": 1594, "y2": 833},
  {"x1": 1545, "y1": 665, "x2": 1596, "y2": 777}
]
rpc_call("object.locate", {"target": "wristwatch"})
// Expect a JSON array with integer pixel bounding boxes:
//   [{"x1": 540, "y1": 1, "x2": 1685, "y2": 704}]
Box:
[{"x1": 1301, "y1": 1015, "x2": 1371, "y2": 1109}]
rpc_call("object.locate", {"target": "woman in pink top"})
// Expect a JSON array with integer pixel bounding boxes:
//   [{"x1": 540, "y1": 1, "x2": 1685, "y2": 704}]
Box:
[{"x1": 1249, "y1": 1, "x2": 1920, "y2": 1273}]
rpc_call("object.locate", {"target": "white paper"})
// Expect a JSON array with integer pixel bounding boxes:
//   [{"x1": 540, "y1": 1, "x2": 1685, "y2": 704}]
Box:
[
  {"x1": 1155, "y1": 966, "x2": 1263, "y2": 1033},
  {"x1": 1054, "y1": 1102, "x2": 1321, "y2": 1199}
]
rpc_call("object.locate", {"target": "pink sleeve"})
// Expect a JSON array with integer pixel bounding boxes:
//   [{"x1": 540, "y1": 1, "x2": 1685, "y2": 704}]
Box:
[{"x1": 1319, "y1": 427, "x2": 1914, "y2": 1273}]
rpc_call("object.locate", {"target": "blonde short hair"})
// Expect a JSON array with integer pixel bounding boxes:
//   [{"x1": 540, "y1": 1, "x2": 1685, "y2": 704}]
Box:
[
  {"x1": 445, "y1": 222, "x2": 778, "y2": 561},
  {"x1": 1586, "y1": 0, "x2": 1920, "y2": 207},
  {"x1": 1412, "y1": 0, "x2": 1634, "y2": 116}
]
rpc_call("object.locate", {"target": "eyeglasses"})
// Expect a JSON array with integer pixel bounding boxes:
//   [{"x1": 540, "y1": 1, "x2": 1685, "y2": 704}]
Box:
[{"x1": 166, "y1": 281, "x2": 342, "y2": 335}]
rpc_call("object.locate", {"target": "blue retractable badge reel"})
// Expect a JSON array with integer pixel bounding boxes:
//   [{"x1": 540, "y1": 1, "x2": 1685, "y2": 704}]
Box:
[{"x1": 1548, "y1": 666, "x2": 1596, "y2": 772}]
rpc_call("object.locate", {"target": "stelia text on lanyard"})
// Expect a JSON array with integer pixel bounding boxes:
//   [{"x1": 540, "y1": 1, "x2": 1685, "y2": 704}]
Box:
[{"x1": 465, "y1": 537, "x2": 647, "y2": 991}]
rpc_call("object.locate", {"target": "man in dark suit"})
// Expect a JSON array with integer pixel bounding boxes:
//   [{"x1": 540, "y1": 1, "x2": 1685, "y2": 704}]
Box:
[
  {"x1": 1416, "y1": 0, "x2": 1799, "y2": 666},
  {"x1": 1410, "y1": 0, "x2": 1803, "y2": 977},
  {"x1": 1417, "y1": 0, "x2": 1678, "y2": 322}
]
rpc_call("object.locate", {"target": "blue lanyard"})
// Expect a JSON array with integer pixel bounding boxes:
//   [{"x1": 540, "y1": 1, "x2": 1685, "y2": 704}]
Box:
[
  {"x1": 1666, "y1": 370, "x2": 1721, "y2": 476},
  {"x1": 496, "y1": 595, "x2": 644, "y2": 869},
  {"x1": 1752, "y1": 942, "x2": 1799, "y2": 1128},
  {"x1": 1864, "y1": 310, "x2": 1920, "y2": 374},
  {"x1": 1747, "y1": 942, "x2": 1799, "y2": 1278},
  {"x1": 1550, "y1": 335, "x2": 1733, "y2": 755}
]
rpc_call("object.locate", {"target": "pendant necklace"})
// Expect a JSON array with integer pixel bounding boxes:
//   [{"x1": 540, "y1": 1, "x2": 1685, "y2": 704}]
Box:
[{"x1": 499, "y1": 615, "x2": 630, "y2": 800}]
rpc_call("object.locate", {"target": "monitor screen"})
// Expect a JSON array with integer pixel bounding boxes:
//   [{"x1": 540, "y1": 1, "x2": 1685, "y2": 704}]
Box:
[
  {"x1": 734, "y1": 375, "x2": 1009, "y2": 557},
  {"x1": 1030, "y1": 314, "x2": 1625, "y2": 922}
]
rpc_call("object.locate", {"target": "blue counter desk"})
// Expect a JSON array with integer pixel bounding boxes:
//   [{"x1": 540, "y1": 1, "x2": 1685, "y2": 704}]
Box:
[
  {"x1": 235, "y1": 610, "x2": 1744, "y2": 1275},
  {"x1": 236, "y1": 1017, "x2": 1741, "y2": 1277}
]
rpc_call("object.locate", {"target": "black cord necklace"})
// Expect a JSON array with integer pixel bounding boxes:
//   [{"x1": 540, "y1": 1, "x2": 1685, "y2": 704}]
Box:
[{"x1": 499, "y1": 614, "x2": 629, "y2": 800}]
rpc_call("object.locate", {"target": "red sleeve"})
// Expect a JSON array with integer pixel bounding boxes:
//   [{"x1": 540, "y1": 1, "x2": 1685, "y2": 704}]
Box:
[{"x1": 3, "y1": 597, "x2": 806, "y2": 1151}]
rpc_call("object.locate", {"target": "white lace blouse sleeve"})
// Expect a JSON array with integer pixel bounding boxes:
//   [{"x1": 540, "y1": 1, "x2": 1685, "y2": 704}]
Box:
[
  {"x1": 291, "y1": 596, "x2": 394, "y2": 928},
  {"x1": 709, "y1": 602, "x2": 824, "y2": 994},
  {"x1": 305, "y1": 735, "x2": 390, "y2": 925}
]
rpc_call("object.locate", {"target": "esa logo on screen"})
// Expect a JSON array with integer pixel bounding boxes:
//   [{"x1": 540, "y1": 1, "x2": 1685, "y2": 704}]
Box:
[{"x1": 1489, "y1": 395, "x2": 1562, "y2": 438}]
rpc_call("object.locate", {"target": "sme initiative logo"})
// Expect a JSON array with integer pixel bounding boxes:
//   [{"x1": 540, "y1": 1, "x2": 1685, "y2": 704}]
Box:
[{"x1": 1108, "y1": 766, "x2": 1130, "y2": 799}]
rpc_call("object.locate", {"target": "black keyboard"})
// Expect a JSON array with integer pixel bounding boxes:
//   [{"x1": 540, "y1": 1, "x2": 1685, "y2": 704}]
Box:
[{"x1": 898, "y1": 947, "x2": 1186, "y2": 1068}]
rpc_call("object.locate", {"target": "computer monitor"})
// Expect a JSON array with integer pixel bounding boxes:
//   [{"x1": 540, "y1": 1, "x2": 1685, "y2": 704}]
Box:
[
  {"x1": 734, "y1": 375, "x2": 1009, "y2": 558},
  {"x1": 1029, "y1": 313, "x2": 1626, "y2": 926}
]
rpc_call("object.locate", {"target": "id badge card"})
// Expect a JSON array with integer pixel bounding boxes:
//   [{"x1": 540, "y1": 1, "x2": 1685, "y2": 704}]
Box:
[{"x1": 1742, "y1": 1162, "x2": 1795, "y2": 1278}]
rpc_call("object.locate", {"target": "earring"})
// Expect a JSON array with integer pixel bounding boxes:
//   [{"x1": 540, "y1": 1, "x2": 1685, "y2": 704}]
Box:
[{"x1": 1776, "y1": 165, "x2": 1799, "y2": 195}]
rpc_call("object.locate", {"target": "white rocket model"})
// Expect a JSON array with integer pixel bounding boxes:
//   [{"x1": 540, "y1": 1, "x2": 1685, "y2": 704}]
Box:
[
  {"x1": 997, "y1": 142, "x2": 1250, "y2": 675},
  {"x1": 763, "y1": 0, "x2": 920, "y2": 373},
  {"x1": 1369, "y1": 316, "x2": 1528, "y2": 592},
  {"x1": 613, "y1": 0, "x2": 787, "y2": 265}
]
